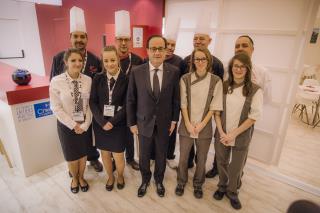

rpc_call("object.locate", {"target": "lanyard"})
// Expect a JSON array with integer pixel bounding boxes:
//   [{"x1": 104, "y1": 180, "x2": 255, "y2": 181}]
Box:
[
  {"x1": 121, "y1": 53, "x2": 132, "y2": 75},
  {"x1": 65, "y1": 73, "x2": 82, "y2": 111},
  {"x1": 81, "y1": 51, "x2": 88, "y2": 73},
  {"x1": 106, "y1": 73, "x2": 118, "y2": 105}
]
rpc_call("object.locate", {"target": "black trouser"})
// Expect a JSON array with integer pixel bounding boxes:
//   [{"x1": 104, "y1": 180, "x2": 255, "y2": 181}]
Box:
[
  {"x1": 167, "y1": 126, "x2": 177, "y2": 160},
  {"x1": 87, "y1": 125, "x2": 100, "y2": 161},
  {"x1": 188, "y1": 144, "x2": 218, "y2": 170},
  {"x1": 151, "y1": 126, "x2": 177, "y2": 160},
  {"x1": 139, "y1": 126, "x2": 169, "y2": 184},
  {"x1": 125, "y1": 127, "x2": 135, "y2": 162}
]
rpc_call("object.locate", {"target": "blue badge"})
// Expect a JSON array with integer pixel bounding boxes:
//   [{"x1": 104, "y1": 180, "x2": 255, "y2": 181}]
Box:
[{"x1": 34, "y1": 101, "x2": 53, "y2": 118}]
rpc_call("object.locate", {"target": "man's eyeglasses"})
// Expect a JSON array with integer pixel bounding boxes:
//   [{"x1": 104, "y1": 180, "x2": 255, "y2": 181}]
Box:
[
  {"x1": 232, "y1": 64, "x2": 247, "y2": 71},
  {"x1": 194, "y1": 57, "x2": 207, "y2": 63},
  {"x1": 149, "y1": 47, "x2": 165, "y2": 53},
  {"x1": 116, "y1": 38, "x2": 130, "y2": 43}
]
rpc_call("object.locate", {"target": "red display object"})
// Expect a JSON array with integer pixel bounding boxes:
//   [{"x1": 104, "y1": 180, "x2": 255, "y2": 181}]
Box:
[{"x1": 0, "y1": 62, "x2": 49, "y2": 105}]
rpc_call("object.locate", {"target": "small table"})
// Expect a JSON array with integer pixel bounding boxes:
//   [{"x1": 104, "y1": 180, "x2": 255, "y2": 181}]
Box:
[{"x1": 298, "y1": 85, "x2": 320, "y2": 127}]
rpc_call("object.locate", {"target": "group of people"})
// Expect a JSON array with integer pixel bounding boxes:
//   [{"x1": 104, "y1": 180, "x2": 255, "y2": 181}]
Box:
[{"x1": 49, "y1": 7, "x2": 268, "y2": 210}]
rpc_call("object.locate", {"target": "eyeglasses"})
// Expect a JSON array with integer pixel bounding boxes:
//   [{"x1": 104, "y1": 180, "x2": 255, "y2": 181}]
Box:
[
  {"x1": 149, "y1": 47, "x2": 165, "y2": 53},
  {"x1": 194, "y1": 57, "x2": 208, "y2": 63},
  {"x1": 232, "y1": 64, "x2": 247, "y2": 71},
  {"x1": 116, "y1": 38, "x2": 130, "y2": 43}
]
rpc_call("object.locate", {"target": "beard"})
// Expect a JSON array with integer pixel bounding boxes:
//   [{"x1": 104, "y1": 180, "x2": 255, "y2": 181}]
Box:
[{"x1": 74, "y1": 42, "x2": 86, "y2": 51}]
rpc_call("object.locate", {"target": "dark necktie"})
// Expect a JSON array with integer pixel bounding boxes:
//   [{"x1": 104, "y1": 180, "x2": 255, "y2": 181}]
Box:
[
  {"x1": 72, "y1": 80, "x2": 83, "y2": 112},
  {"x1": 109, "y1": 77, "x2": 115, "y2": 90},
  {"x1": 153, "y1": 69, "x2": 160, "y2": 99}
]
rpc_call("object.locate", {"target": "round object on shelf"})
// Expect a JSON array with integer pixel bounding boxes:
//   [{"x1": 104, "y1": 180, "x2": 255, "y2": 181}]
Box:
[{"x1": 12, "y1": 69, "x2": 31, "y2": 85}]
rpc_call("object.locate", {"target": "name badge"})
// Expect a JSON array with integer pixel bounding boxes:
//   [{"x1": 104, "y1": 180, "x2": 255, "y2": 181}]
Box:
[
  {"x1": 73, "y1": 111, "x2": 84, "y2": 122},
  {"x1": 104, "y1": 105, "x2": 115, "y2": 117},
  {"x1": 82, "y1": 92, "x2": 90, "y2": 100}
]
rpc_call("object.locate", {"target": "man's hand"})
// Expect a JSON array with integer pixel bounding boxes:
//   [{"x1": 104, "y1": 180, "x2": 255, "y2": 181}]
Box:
[
  {"x1": 130, "y1": 125, "x2": 139, "y2": 135},
  {"x1": 103, "y1": 122, "x2": 114, "y2": 131},
  {"x1": 169, "y1": 122, "x2": 176, "y2": 136}
]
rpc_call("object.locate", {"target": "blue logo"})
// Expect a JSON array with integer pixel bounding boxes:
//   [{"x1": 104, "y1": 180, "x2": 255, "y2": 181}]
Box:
[{"x1": 34, "y1": 101, "x2": 53, "y2": 118}]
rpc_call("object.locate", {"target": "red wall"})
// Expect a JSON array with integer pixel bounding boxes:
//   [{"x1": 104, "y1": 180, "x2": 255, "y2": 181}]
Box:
[{"x1": 36, "y1": 0, "x2": 164, "y2": 76}]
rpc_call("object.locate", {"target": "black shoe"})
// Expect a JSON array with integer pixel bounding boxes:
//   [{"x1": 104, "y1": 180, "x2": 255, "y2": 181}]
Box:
[
  {"x1": 117, "y1": 177, "x2": 125, "y2": 190},
  {"x1": 193, "y1": 187, "x2": 203, "y2": 199},
  {"x1": 127, "y1": 160, "x2": 139, "y2": 171},
  {"x1": 175, "y1": 184, "x2": 184, "y2": 196},
  {"x1": 226, "y1": 194, "x2": 242, "y2": 210},
  {"x1": 156, "y1": 182, "x2": 165, "y2": 197},
  {"x1": 205, "y1": 168, "x2": 218, "y2": 178},
  {"x1": 70, "y1": 179, "x2": 79, "y2": 194},
  {"x1": 90, "y1": 160, "x2": 103, "y2": 172},
  {"x1": 213, "y1": 189, "x2": 225, "y2": 200},
  {"x1": 137, "y1": 182, "x2": 149, "y2": 197},
  {"x1": 105, "y1": 178, "x2": 115, "y2": 191},
  {"x1": 80, "y1": 180, "x2": 89, "y2": 192},
  {"x1": 188, "y1": 162, "x2": 194, "y2": 169}
]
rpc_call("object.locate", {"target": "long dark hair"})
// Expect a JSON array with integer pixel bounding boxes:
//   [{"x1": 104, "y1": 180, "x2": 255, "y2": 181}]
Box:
[
  {"x1": 225, "y1": 53, "x2": 253, "y2": 96},
  {"x1": 189, "y1": 48, "x2": 213, "y2": 73}
]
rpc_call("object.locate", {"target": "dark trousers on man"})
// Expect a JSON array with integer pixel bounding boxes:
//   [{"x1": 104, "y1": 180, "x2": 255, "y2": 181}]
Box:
[
  {"x1": 125, "y1": 128, "x2": 135, "y2": 163},
  {"x1": 139, "y1": 126, "x2": 169, "y2": 184}
]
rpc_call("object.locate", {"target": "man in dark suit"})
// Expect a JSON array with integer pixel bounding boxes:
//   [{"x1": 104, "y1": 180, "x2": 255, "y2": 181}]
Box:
[
  {"x1": 127, "y1": 35, "x2": 180, "y2": 198},
  {"x1": 50, "y1": 6, "x2": 103, "y2": 173}
]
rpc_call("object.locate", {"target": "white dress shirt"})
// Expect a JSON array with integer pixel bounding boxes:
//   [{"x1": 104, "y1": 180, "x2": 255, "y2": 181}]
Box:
[
  {"x1": 149, "y1": 62, "x2": 163, "y2": 91},
  {"x1": 49, "y1": 72, "x2": 92, "y2": 131}
]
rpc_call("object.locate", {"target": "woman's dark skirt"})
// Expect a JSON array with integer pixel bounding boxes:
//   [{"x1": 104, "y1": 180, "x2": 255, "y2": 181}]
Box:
[
  {"x1": 93, "y1": 120, "x2": 126, "y2": 153},
  {"x1": 57, "y1": 121, "x2": 90, "y2": 161}
]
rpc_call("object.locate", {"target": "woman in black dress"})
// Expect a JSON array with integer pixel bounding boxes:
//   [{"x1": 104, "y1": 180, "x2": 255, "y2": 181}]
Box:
[
  {"x1": 50, "y1": 48, "x2": 92, "y2": 193},
  {"x1": 90, "y1": 46, "x2": 128, "y2": 191}
]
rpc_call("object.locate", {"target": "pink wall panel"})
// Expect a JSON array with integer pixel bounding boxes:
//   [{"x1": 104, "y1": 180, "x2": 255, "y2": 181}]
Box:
[{"x1": 36, "y1": 0, "x2": 164, "y2": 76}]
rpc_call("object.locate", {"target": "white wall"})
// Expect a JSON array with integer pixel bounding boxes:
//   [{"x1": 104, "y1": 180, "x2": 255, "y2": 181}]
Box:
[
  {"x1": 0, "y1": 0, "x2": 45, "y2": 76},
  {"x1": 166, "y1": 0, "x2": 319, "y2": 165}
]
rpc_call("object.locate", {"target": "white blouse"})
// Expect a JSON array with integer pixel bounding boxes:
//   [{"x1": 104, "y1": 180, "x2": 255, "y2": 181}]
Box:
[{"x1": 49, "y1": 72, "x2": 92, "y2": 131}]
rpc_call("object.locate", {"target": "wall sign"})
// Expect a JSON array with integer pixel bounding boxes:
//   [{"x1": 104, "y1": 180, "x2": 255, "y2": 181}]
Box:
[
  {"x1": 133, "y1": 27, "x2": 143, "y2": 48},
  {"x1": 34, "y1": 101, "x2": 52, "y2": 118}
]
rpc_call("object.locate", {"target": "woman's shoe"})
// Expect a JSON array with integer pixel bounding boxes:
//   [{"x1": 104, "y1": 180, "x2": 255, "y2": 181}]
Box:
[
  {"x1": 105, "y1": 178, "x2": 114, "y2": 191},
  {"x1": 80, "y1": 180, "x2": 89, "y2": 192},
  {"x1": 117, "y1": 180, "x2": 125, "y2": 190},
  {"x1": 70, "y1": 179, "x2": 79, "y2": 194}
]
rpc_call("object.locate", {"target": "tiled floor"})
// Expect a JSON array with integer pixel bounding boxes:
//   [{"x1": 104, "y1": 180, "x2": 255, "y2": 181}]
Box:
[
  {"x1": 1, "y1": 138, "x2": 320, "y2": 213},
  {"x1": 277, "y1": 115, "x2": 320, "y2": 188}
]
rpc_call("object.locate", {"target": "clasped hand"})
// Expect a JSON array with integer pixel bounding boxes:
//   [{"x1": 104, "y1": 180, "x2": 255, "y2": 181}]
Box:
[
  {"x1": 74, "y1": 123, "x2": 84, "y2": 134},
  {"x1": 103, "y1": 122, "x2": 114, "y2": 131}
]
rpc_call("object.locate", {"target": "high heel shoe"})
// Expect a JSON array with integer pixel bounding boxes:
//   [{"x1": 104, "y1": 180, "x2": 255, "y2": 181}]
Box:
[
  {"x1": 80, "y1": 180, "x2": 89, "y2": 192},
  {"x1": 70, "y1": 179, "x2": 79, "y2": 194},
  {"x1": 117, "y1": 178, "x2": 125, "y2": 190},
  {"x1": 105, "y1": 178, "x2": 114, "y2": 191}
]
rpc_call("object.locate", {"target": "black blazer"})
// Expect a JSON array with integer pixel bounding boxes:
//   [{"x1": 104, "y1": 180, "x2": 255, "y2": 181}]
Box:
[
  {"x1": 89, "y1": 71, "x2": 128, "y2": 127},
  {"x1": 50, "y1": 50, "x2": 101, "y2": 80},
  {"x1": 126, "y1": 62, "x2": 180, "y2": 137}
]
